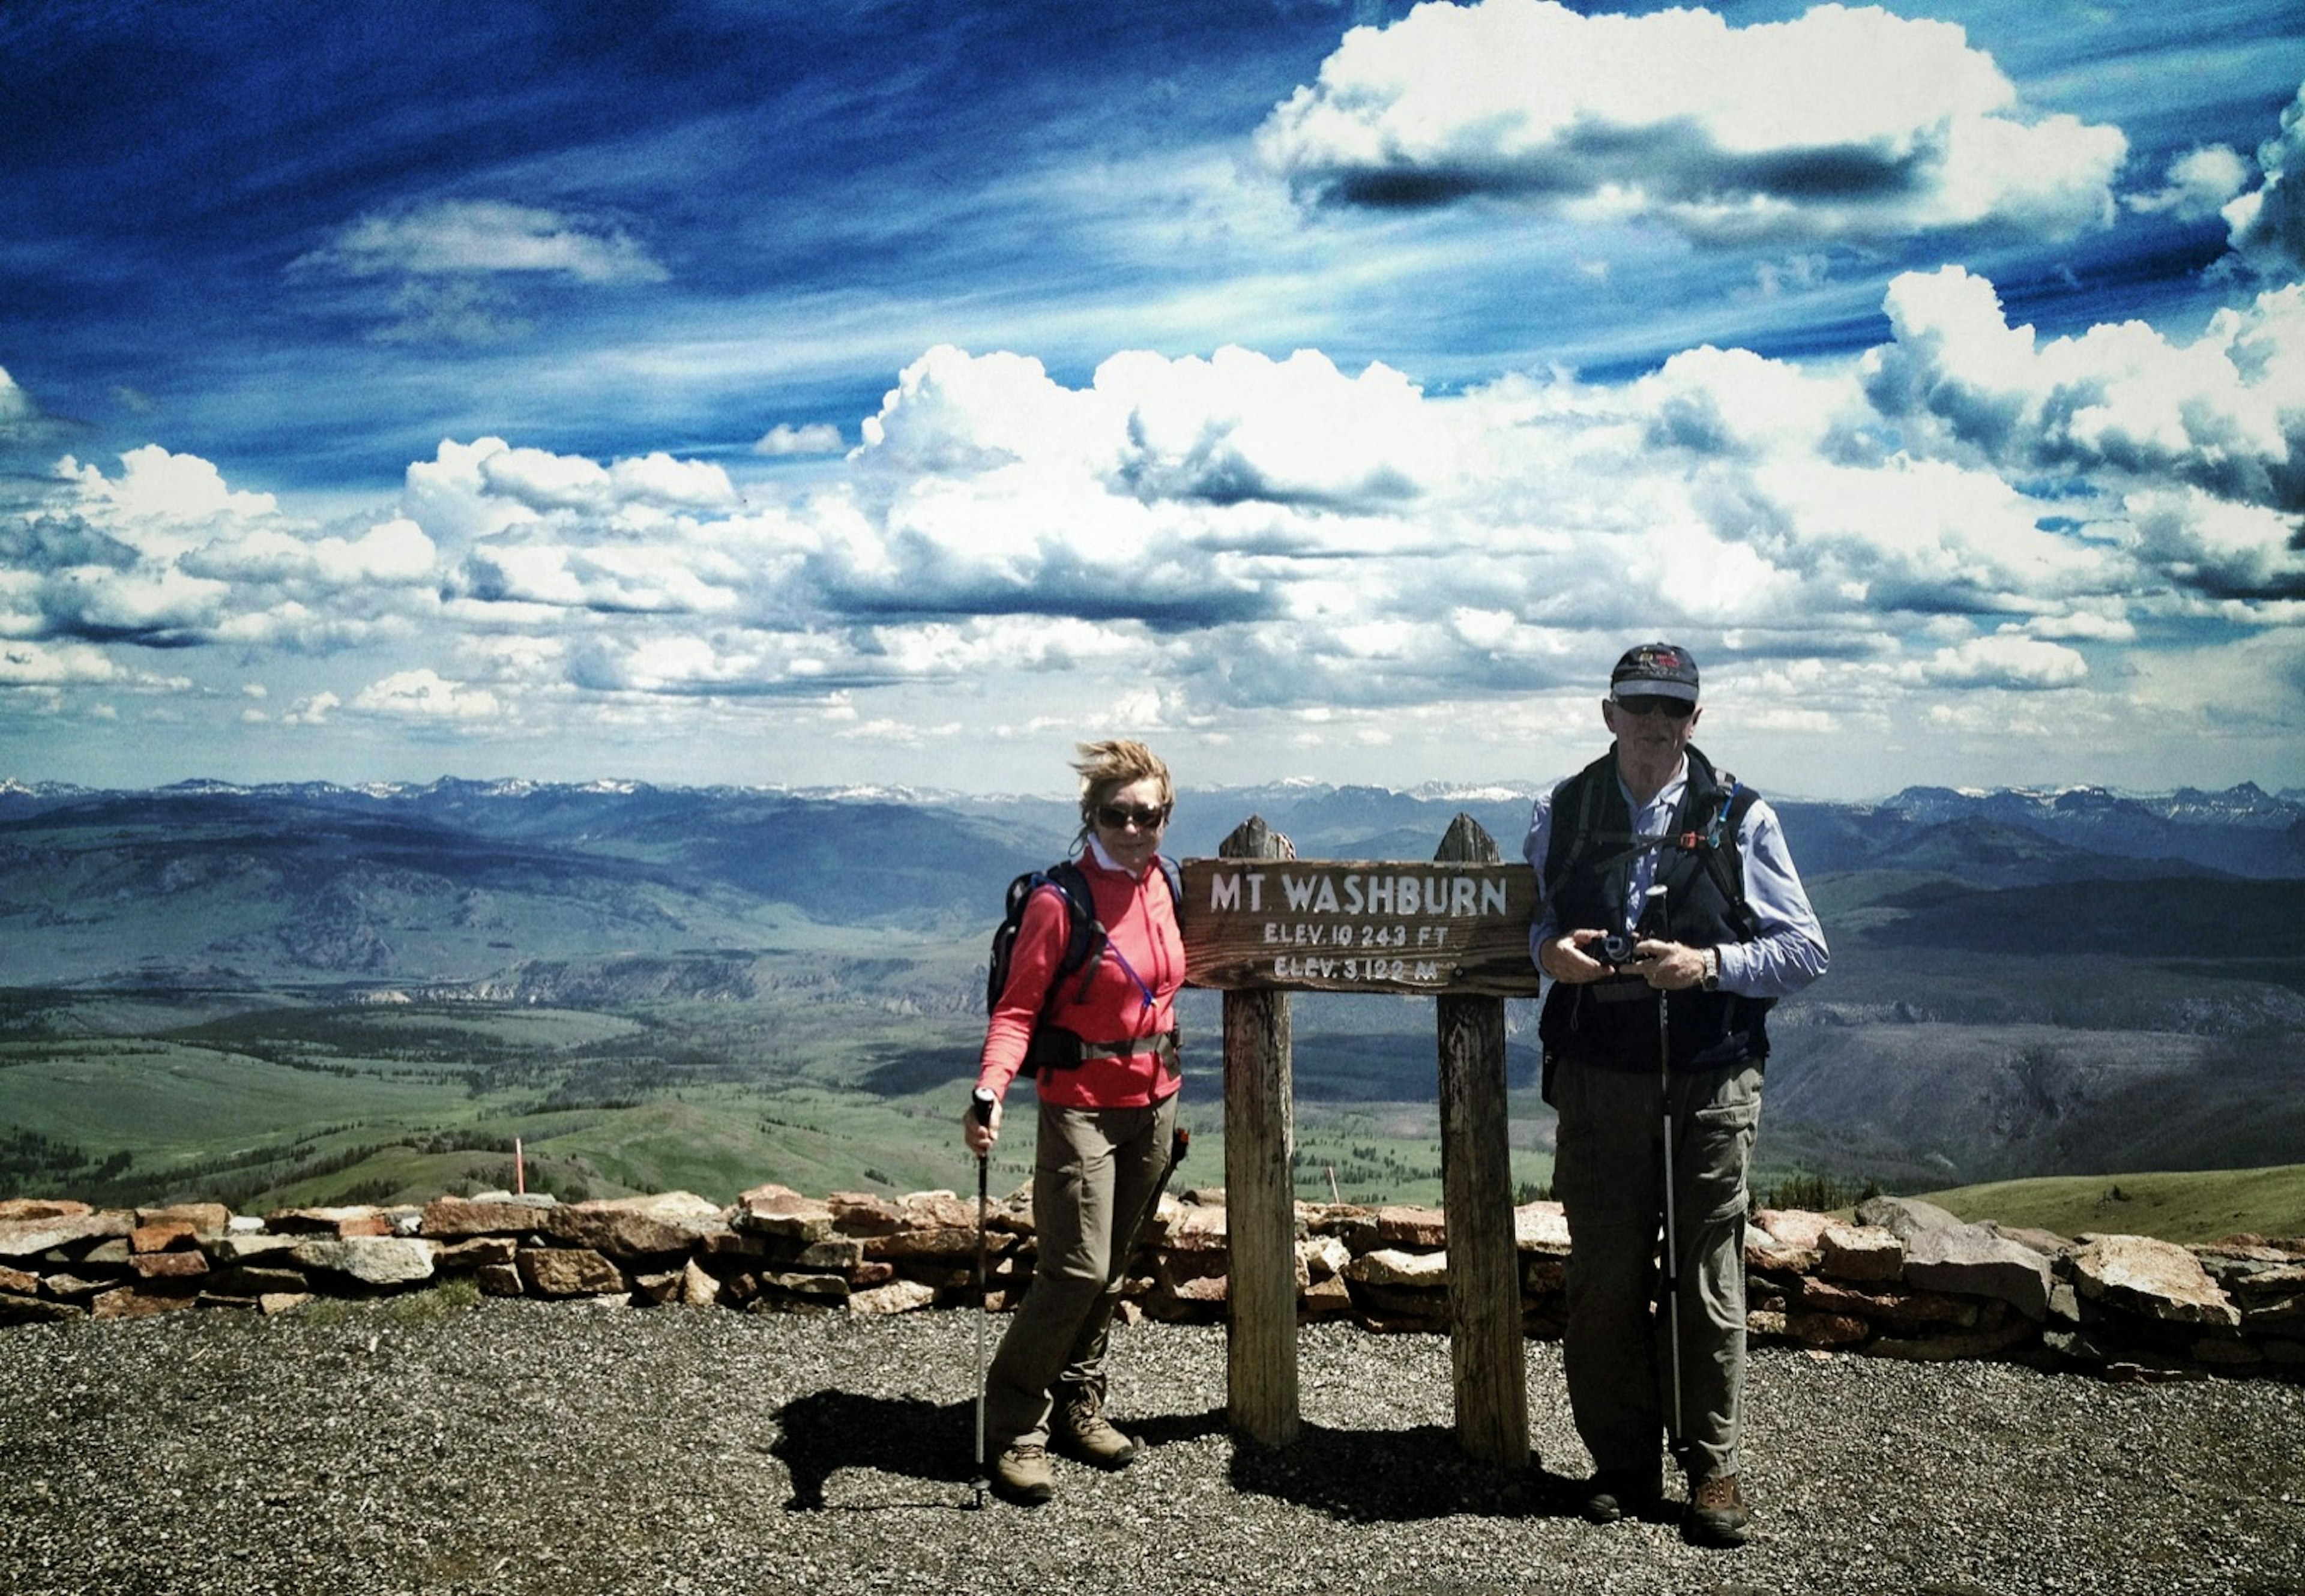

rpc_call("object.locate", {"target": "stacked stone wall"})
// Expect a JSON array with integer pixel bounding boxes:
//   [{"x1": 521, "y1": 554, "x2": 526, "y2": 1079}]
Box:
[{"x1": 2, "y1": 1188, "x2": 2298, "y2": 1382}]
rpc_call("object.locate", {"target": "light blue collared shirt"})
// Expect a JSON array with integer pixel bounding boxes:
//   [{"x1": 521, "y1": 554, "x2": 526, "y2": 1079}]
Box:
[{"x1": 1522, "y1": 759, "x2": 1828, "y2": 999}]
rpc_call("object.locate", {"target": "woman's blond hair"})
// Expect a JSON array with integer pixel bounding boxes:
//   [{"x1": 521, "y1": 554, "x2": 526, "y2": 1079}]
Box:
[{"x1": 1072, "y1": 738, "x2": 1173, "y2": 845}]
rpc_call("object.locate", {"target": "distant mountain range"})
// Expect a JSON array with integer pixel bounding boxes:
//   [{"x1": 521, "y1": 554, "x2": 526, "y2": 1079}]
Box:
[
  {"x1": 3, "y1": 774, "x2": 2301, "y2": 1197},
  {"x1": 0, "y1": 774, "x2": 2297, "y2": 990}
]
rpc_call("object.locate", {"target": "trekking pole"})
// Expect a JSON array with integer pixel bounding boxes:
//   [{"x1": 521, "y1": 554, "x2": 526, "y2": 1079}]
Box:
[
  {"x1": 969, "y1": 1086, "x2": 996, "y2": 1510},
  {"x1": 1642, "y1": 885, "x2": 1687, "y2": 1467}
]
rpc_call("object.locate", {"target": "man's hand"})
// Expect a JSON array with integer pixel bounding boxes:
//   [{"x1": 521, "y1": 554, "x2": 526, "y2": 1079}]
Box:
[
  {"x1": 1625, "y1": 939, "x2": 1708, "y2": 990},
  {"x1": 1537, "y1": 931, "x2": 1617, "y2": 984}
]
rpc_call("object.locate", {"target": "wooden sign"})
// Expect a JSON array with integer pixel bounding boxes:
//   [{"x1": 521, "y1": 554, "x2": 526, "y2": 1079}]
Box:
[{"x1": 1181, "y1": 858, "x2": 1541, "y2": 997}]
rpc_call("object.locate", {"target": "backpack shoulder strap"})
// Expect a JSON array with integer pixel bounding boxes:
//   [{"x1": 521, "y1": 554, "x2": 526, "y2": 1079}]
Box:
[
  {"x1": 1685, "y1": 756, "x2": 1762, "y2": 939},
  {"x1": 1044, "y1": 858, "x2": 1107, "y2": 1005},
  {"x1": 1541, "y1": 751, "x2": 1619, "y2": 896},
  {"x1": 1157, "y1": 854, "x2": 1184, "y2": 929}
]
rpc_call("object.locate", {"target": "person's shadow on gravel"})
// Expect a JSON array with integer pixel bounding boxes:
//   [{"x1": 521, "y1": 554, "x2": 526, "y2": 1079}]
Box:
[
  {"x1": 771, "y1": 1390, "x2": 974, "y2": 1510},
  {"x1": 771, "y1": 1391, "x2": 1229, "y2": 1510},
  {"x1": 1228, "y1": 1421, "x2": 1584, "y2": 1523}
]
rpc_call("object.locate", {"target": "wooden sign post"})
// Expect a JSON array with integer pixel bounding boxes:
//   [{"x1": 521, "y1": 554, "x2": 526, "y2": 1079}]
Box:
[
  {"x1": 1183, "y1": 814, "x2": 1541, "y2": 1469},
  {"x1": 1216, "y1": 816, "x2": 1299, "y2": 1448}
]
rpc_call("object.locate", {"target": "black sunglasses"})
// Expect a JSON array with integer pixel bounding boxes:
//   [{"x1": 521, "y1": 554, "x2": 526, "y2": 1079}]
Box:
[
  {"x1": 1615, "y1": 694, "x2": 1696, "y2": 719},
  {"x1": 1095, "y1": 801, "x2": 1171, "y2": 830}
]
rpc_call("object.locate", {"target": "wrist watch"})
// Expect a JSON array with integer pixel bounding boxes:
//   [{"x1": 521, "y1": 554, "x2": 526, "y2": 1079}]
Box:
[{"x1": 1700, "y1": 947, "x2": 1722, "y2": 990}]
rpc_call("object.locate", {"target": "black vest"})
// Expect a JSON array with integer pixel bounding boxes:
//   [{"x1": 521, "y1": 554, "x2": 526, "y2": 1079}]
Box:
[{"x1": 1536, "y1": 745, "x2": 1771, "y2": 1073}]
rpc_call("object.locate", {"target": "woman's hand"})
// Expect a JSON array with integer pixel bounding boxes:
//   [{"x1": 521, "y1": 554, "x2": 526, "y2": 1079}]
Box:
[{"x1": 962, "y1": 1091, "x2": 1002, "y2": 1157}]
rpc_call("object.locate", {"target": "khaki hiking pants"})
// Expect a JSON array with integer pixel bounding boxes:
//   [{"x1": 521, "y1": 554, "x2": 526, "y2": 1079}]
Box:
[
  {"x1": 1552, "y1": 1056, "x2": 1763, "y2": 1486},
  {"x1": 984, "y1": 1091, "x2": 1178, "y2": 1450}
]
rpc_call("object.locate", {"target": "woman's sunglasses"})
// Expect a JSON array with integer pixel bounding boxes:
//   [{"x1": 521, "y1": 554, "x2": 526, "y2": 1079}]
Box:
[{"x1": 1095, "y1": 802, "x2": 1171, "y2": 831}]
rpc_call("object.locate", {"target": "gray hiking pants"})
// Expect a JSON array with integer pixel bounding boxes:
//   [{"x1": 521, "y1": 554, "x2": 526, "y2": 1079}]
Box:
[
  {"x1": 1551, "y1": 1056, "x2": 1763, "y2": 1486},
  {"x1": 984, "y1": 1091, "x2": 1178, "y2": 1450}
]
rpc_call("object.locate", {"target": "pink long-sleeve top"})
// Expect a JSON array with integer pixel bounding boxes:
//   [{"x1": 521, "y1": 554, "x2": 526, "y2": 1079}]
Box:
[{"x1": 975, "y1": 846, "x2": 1184, "y2": 1110}]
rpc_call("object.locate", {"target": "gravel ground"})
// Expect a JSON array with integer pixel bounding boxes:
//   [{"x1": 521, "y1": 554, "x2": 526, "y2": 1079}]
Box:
[{"x1": 2, "y1": 1299, "x2": 2301, "y2": 1596}]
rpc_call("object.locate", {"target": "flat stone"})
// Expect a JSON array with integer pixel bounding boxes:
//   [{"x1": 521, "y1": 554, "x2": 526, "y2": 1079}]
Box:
[
  {"x1": 849, "y1": 1279, "x2": 938, "y2": 1316},
  {"x1": 1161, "y1": 1204, "x2": 1229, "y2": 1254},
  {"x1": 1903, "y1": 1223, "x2": 2054, "y2": 1322},
  {"x1": 1855, "y1": 1194, "x2": 1966, "y2": 1240},
  {"x1": 1302, "y1": 1274, "x2": 1354, "y2": 1317},
  {"x1": 1986, "y1": 1221, "x2": 2073, "y2": 1258},
  {"x1": 0, "y1": 1211, "x2": 133, "y2": 1260},
  {"x1": 1746, "y1": 1235, "x2": 1821, "y2": 1274},
  {"x1": 550, "y1": 1192, "x2": 731, "y2": 1259},
  {"x1": 1785, "y1": 1310, "x2": 1871, "y2": 1348},
  {"x1": 1798, "y1": 1277, "x2": 1978, "y2": 1330},
  {"x1": 1298, "y1": 1235, "x2": 1352, "y2": 1281},
  {"x1": 289, "y1": 1236, "x2": 439, "y2": 1287},
  {"x1": 897, "y1": 1191, "x2": 974, "y2": 1230},
  {"x1": 0, "y1": 1199, "x2": 92, "y2": 1223},
  {"x1": 825, "y1": 1193, "x2": 904, "y2": 1236},
  {"x1": 266, "y1": 1206, "x2": 395, "y2": 1238},
  {"x1": 1512, "y1": 1201, "x2": 1571, "y2": 1254},
  {"x1": 0, "y1": 1292, "x2": 81, "y2": 1325},
  {"x1": 755, "y1": 1270, "x2": 851, "y2": 1301},
  {"x1": 732, "y1": 1184, "x2": 834, "y2": 1242},
  {"x1": 39, "y1": 1272, "x2": 107, "y2": 1300},
  {"x1": 629, "y1": 1270, "x2": 684, "y2": 1306},
  {"x1": 2073, "y1": 1234, "x2": 2240, "y2": 1328},
  {"x1": 517, "y1": 1247, "x2": 625, "y2": 1298},
  {"x1": 866, "y1": 1226, "x2": 978, "y2": 1262},
  {"x1": 130, "y1": 1218, "x2": 203, "y2": 1254},
  {"x1": 420, "y1": 1194, "x2": 561, "y2": 1239},
  {"x1": 137, "y1": 1203, "x2": 232, "y2": 1237},
  {"x1": 89, "y1": 1286, "x2": 199, "y2": 1319},
  {"x1": 204, "y1": 1233, "x2": 303, "y2": 1265},
  {"x1": 1818, "y1": 1224, "x2": 1904, "y2": 1282},
  {"x1": 1752, "y1": 1208, "x2": 1837, "y2": 1250},
  {"x1": 433, "y1": 1236, "x2": 518, "y2": 1271},
  {"x1": 130, "y1": 1250, "x2": 209, "y2": 1280},
  {"x1": 1347, "y1": 1247, "x2": 1448, "y2": 1289},
  {"x1": 1372, "y1": 1205, "x2": 1447, "y2": 1250},
  {"x1": 206, "y1": 1266, "x2": 312, "y2": 1298}
]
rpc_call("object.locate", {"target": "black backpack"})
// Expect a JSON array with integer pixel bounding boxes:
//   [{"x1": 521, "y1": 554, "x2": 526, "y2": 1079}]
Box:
[
  {"x1": 986, "y1": 856, "x2": 1185, "y2": 1076},
  {"x1": 1543, "y1": 747, "x2": 1762, "y2": 940}
]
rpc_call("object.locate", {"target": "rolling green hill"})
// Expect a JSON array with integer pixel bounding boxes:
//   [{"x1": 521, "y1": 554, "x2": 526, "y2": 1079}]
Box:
[{"x1": 1920, "y1": 1164, "x2": 2305, "y2": 1245}]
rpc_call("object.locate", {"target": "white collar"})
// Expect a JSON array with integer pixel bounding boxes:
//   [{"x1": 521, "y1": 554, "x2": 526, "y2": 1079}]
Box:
[{"x1": 1085, "y1": 835, "x2": 1151, "y2": 876}]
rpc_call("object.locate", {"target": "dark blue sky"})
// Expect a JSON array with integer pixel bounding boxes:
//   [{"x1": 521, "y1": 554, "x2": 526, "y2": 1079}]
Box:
[{"x1": 0, "y1": 0, "x2": 2300, "y2": 796}]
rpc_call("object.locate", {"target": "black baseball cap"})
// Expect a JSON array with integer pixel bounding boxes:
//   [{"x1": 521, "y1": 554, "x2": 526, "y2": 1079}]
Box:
[{"x1": 1609, "y1": 641, "x2": 1699, "y2": 704}]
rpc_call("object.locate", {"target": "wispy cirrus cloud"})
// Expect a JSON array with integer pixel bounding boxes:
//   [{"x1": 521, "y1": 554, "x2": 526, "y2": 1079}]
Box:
[{"x1": 298, "y1": 199, "x2": 668, "y2": 285}]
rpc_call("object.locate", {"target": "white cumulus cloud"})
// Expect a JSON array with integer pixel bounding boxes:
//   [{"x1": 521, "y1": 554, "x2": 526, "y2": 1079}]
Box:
[
  {"x1": 1256, "y1": 1, "x2": 2125, "y2": 243},
  {"x1": 2223, "y1": 81, "x2": 2305, "y2": 279},
  {"x1": 350, "y1": 668, "x2": 505, "y2": 723}
]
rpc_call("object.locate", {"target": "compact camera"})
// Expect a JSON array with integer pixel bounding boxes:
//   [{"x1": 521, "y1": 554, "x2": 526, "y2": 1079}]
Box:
[{"x1": 1592, "y1": 931, "x2": 1638, "y2": 966}]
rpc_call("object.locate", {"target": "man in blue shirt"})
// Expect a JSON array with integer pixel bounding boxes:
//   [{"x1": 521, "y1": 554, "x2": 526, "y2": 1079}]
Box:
[{"x1": 1523, "y1": 642, "x2": 1828, "y2": 1548}]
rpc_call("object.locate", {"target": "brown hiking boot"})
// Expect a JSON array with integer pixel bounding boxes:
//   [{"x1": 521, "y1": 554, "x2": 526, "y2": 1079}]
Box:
[
  {"x1": 1053, "y1": 1393, "x2": 1140, "y2": 1469},
  {"x1": 992, "y1": 1444, "x2": 1053, "y2": 1504},
  {"x1": 1684, "y1": 1474, "x2": 1753, "y2": 1547}
]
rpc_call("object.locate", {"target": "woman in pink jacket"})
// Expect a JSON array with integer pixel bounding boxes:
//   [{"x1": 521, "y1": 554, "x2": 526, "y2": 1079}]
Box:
[{"x1": 962, "y1": 738, "x2": 1186, "y2": 1505}]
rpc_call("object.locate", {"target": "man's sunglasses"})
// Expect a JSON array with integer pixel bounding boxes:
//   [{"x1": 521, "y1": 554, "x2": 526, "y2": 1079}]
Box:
[
  {"x1": 1615, "y1": 694, "x2": 1696, "y2": 720},
  {"x1": 1095, "y1": 802, "x2": 1171, "y2": 830}
]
